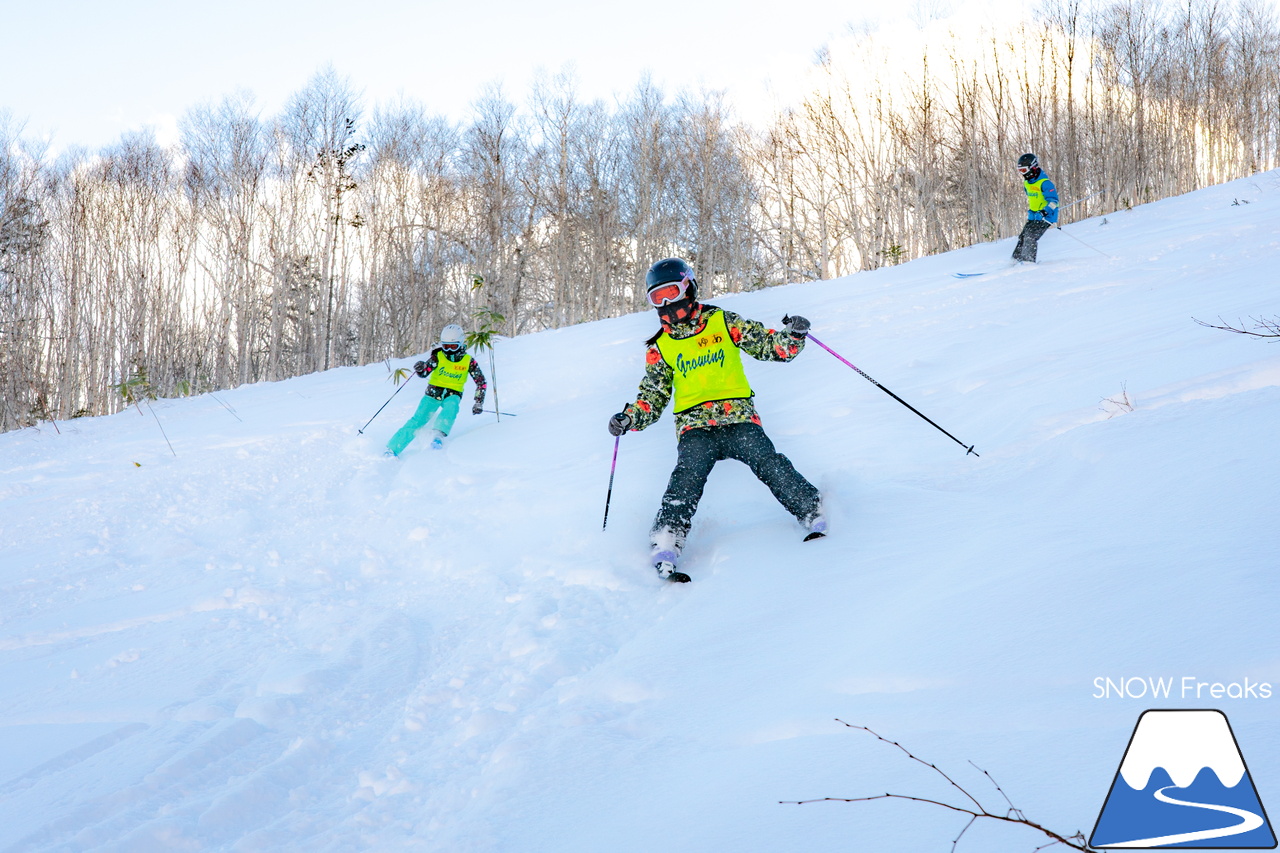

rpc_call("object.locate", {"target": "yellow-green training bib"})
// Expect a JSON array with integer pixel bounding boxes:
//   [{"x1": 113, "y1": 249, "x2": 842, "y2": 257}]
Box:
[
  {"x1": 655, "y1": 310, "x2": 752, "y2": 412},
  {"x1": 429, "y1": 353, "x2": 471, "y2": 392},
  {"x1": 1024, "y1": 177, "x2": 1049, "y2": 211}
]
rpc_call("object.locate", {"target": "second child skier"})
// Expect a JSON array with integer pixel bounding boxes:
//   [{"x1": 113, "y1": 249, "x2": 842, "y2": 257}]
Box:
[{"x1": 386, "y1": 324, "x2": 487, "y2": 455}]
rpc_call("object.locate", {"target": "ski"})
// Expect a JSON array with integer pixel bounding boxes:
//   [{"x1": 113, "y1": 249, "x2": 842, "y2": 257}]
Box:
[{"x1": 953, "y1": 260, "x2": 1024, "y2": 278}]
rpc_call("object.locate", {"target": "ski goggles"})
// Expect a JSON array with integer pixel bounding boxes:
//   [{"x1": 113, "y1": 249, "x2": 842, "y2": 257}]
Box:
[
  {"x1": 646, "y1": 275, "x2": 692, "y2": 307},
  {"x1": 440, "y1": 341, "x2": 465, "y2": 353},
  {"x1": 1017, "y1": 165, "x2": 1035, "y2": 175}
]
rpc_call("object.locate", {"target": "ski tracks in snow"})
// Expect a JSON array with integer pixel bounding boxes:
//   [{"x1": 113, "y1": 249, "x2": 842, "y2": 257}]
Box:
[
  {"x1": 0, "y1": 605, "x2": 424, "y2": 851},
  {"x1": 0, "y1": 421, "x2": 662, "y2": 850}
]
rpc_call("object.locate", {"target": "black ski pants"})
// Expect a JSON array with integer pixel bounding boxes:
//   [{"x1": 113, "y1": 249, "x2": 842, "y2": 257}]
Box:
[
  {"x1": 1012, "y1": 219, "x2": 1052, "y2": 262},
  {"x1": 651, "y1": 421, "x2": 821, "y2": 543}
]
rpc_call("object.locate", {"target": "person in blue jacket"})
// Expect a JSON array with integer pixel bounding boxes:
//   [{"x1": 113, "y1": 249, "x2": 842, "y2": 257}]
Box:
[{"x1": 1012, "y1": 153, "x2": 1059, "y2": 263}]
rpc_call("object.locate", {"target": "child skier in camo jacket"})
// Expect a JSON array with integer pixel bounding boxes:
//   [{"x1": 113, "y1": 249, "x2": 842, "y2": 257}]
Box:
[
  {"x1": 386, "y1": 324, "x2": 486, "y2": 455},
  {"x1": 608, "y1": 258, "x2": 826, "y2": 583}
]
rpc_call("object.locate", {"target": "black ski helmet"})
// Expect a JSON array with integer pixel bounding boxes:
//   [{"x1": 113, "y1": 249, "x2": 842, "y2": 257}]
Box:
[
  {"x1": 645, "y1": 257, "x2": 698, "y2": 303},
  {"x1": 1017, "y1": 153, "x2": 1040, "y2": 178}
]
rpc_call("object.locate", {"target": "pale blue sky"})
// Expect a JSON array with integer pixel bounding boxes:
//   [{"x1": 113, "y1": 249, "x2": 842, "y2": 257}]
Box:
[{"x1": 3, "y1": 0, "x2": 1012, "y2": 151}]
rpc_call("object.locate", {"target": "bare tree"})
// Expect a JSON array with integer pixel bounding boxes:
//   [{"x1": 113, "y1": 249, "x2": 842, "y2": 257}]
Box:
[
  {"x1": 357, "y1": 102, "x2": 463, "y2": 357},
  {"x1": 181, "y1": 91, "x2": 270, "y2": 388},
  {"x1": 5, "y1": 0, "x2": 1280, "y2": 433},
  {"x1": 460, "y1": 85, "x2": 530, "y2": 335},
  {"x1": 276, "y1": 65, "x2": 365, "y2": 371},
  {"x1": 0, "y1": 115, "x2": 51, "y2": 429}
]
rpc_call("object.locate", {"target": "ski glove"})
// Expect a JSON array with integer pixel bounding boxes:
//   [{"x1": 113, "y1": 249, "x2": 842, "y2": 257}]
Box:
[
  {"x1": 782, "y1": 314, "x2": 811, "y2": 336},
  {"x1": 608, "y1": 411, "x2": 632, "y2": 436},
  {"x1": 413, "y1": 360, "x2": 430, "y2": 378},
  {"x1": 472, "y1": 402, "x2": 483, "y2": 415}
]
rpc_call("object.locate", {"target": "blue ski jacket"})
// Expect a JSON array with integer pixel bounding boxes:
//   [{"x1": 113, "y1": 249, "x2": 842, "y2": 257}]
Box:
[{"x1": 1024, "y1": 173, "x2": 1060, "y2": 224}]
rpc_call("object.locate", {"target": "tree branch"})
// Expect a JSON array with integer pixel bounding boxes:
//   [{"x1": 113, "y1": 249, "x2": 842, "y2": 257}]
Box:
[
  {"x1": 1194, "y1": 315, "x2": 1280, "y2": 339},
  {"x1": 780, "y1": 722, "x2": 1094, "y2": 852}
]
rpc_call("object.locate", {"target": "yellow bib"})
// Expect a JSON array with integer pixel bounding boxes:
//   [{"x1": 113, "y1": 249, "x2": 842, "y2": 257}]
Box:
[
  {"x1": 429, "y1": 353, "x2": 471, "y2": 392},
  {"x1": 1024, "y1": 177, "x2": 1049, "y2": 211},
  {"x1": 655, "y1": 310, "x2": 753, "y2": 412}
]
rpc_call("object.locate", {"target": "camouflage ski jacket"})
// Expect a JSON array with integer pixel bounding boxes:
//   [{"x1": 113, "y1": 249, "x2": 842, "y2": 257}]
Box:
[{"x1": 620, "y1": 305, "x2": 806, "y2": 438}]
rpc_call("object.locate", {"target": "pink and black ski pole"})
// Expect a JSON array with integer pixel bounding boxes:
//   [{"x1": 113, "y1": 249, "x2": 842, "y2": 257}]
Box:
[
  {"x1": 602, "y1": 435, "x2": 621, "y2": 530},
  {"x1": 804, "y1": 328, "x2": 979, "y2": 457}
]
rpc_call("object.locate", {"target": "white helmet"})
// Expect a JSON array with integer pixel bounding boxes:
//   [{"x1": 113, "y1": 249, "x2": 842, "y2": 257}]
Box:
[{"x1": 440, "y1": 324, "x2": 465, "y2": 347}]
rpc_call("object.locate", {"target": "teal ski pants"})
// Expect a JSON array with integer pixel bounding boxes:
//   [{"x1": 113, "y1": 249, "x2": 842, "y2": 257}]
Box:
[{"x1": 386, "y1": 394, "x2": 460, "y2": 455}]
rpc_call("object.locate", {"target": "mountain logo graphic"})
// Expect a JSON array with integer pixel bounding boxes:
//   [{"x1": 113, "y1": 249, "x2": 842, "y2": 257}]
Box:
[{"x1": 1091, "y1": 709, "x2": 1276, "y2": 849}]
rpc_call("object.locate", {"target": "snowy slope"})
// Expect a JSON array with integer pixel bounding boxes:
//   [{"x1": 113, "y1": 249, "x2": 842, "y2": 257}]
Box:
[{"x1": 2, "y1": 173, "x2": 1279, "y2": 852}]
